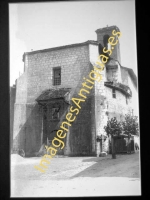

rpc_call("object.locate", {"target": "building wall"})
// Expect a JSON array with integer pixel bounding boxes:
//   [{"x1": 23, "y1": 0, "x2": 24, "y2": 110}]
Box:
[
  {"x1": 106, "y1": 67, "x2": 118, "y2": 82},
  {"x1": 12, "y1": 39, "x2": 137, "y2": 156},
  {"x1": 101, "y1": 86, "x2": 131, "y2": 153},
  {"x1": 106, "y1": 58, "x2": 122, "y2": 83},
  {"x1": 64, "y1": 57, "x2": 96, "y2": 156},
  {"x1": 13, "y1": 71, "x2": 27, "y2": 152},
  {"x1": 96, "y1": 26, "x2": 121, "y2": 63},
  {"x1": 13, "y1": 44, "x2": 99, "y2": 156},
  {"x1": 121, "y1": 68, "x2": 128, "y2": 85},
  {"x1": 10, "y1": 85, "x2": 16, "y2": 151},
  {"x1": 88, "y1": 42, "x2": 135, "y2": 155},
  {"x1": 106, "y1": 87, "x2": 131, "y2": 118},
  {"x1": 128, "y1": 75, "x2": 138, "y2": 116},
  {"x1": 121, "y1": 67, "x2": 138, "y2": 115},
  {"x1": 94, "y1": 65, "x2": 108, "y2": 154},
  {"x1": 89, "y1": 44, "x2": 109, "y2": 155},
  {"x1": 26, "y1": 45, "x2": 89, "y2": 103},
  {"x1": 15, "y1": 71, "x2": 27, "y2": 104}
]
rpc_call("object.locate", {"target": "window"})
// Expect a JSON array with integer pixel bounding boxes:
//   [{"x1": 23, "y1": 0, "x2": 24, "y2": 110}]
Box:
[
  {"x1": 52, "y1": 107, "x2": 59, "y2": 119},
  {"x1": 112, "y1": 70, "x2": 117, "y2": 82},
  {"x1": 112, "y1": 88, "x2": 116, "y2": 98},
  {"x1": 107, "y1": 68, "x2": 117, "y2": 82},
  {"x1": 103, "y1": 34, "x2": 110, "y2": 49},
  {"x1": 98, "y1": 43, "x2": 103, "y2": 55},
  {"x1": 53, "y1": 67, "x2": 61, "y2": 85}
]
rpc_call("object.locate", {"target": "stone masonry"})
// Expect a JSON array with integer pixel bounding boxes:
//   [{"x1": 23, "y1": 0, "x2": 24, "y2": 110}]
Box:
[{"x1": 11, "y1": 26, "x2": 137, "y2": 157}]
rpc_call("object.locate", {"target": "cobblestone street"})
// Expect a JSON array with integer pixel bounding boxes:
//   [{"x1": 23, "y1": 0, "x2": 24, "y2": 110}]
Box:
[{"x1": 11, "y1": 152, "x2": 141, "y2": 197}]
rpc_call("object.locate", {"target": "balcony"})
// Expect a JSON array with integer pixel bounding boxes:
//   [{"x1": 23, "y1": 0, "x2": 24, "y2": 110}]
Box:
[{"x1": 104, "y1": 81, "x2": 132, "y2": 97}]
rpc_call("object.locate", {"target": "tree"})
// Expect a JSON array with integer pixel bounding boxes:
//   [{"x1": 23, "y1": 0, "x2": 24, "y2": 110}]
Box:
[
  {"x1": 122, "y1": 113, "x2": 139, "y2": 136},
  {"x1": 104, "y1": 117, "x2": 122, "y2": 159}
]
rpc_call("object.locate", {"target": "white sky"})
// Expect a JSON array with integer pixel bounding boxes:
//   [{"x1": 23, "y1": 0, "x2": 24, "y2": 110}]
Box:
[{"x1": 9, "y1": 0, "x2": 137, "y2": 86}]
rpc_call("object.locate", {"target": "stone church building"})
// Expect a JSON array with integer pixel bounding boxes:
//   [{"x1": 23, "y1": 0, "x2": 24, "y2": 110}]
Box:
[{"x1": 11, "y1": 25, "x2": 137, "y2": 157}]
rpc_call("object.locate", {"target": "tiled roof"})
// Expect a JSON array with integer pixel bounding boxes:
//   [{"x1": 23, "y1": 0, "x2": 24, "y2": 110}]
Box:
[
  {"x1": 104, "y1": 81, "x2": 132, "y2": 97},
  {"x1": 36, "y1": 88, "x2": 71, "y2": 101}
]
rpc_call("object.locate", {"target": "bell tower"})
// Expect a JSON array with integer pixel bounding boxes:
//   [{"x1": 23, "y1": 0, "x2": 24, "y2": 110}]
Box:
[{"x1": 95, "y1": 25, "x2": 121, "y2": 64}]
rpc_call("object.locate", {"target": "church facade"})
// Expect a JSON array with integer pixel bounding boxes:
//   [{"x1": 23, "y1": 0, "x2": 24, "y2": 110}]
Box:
[{"x1": 11, "y1": 25, "x2": 137, "y2": 157}]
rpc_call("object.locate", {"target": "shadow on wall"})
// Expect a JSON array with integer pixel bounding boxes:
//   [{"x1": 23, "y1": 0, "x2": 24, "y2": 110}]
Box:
[
  {"x1": 68, "y1": 96, "x2": 93, "y2": 156},
  {"x1": 12, "y1": 100, "x2": 70, "y2": 157},
  {"x1": 13, "y1": 103, "x2": 42, "y2": 157}
]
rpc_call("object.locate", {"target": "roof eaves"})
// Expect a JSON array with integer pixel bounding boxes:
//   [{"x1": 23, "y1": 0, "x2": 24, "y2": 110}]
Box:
[
  {"x1": 36, "y1": 88, "x2": 71, "y2": 102},
  {"x1": 24, "y1": 40, "x2": 98, "y2": 56}
]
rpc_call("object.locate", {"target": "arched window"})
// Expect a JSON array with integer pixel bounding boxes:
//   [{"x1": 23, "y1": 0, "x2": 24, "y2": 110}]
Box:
[
  {"x1": 103, "y1": 34, "x2": 110, "y2": 49},
  {"x1": 98, "y1": 43, "x2": 103, "y2": 55}
]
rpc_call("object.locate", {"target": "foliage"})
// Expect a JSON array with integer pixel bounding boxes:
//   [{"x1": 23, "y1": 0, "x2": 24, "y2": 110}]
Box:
[
  {"x1": 104, "y1": 114, "x2": 139, "y2": 137},
  {"x1": 122, "y1": 113, "x2": 139, "y2": 136},
  {"x1": 104, "y1": 117, "x2": 122, "y2": 137}
]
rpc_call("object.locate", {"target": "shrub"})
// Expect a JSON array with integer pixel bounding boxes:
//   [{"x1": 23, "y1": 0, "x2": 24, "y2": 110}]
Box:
[
  {"x1": 104, "y1": 117, "x2": 122, "y2": 137},
  {"x1": 122, "y1": 113, "x2": 139, "y2": 136}
]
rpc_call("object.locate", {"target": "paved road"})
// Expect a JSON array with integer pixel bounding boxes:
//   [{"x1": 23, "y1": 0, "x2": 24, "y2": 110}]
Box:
[{"x1": 11, "y1": 152, "x2": 141, "y2": 197}]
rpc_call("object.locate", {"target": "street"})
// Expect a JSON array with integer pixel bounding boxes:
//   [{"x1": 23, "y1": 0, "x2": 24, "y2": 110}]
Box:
[{"x1": 11, "y1": 152, "x2": 141, "y2": 197}]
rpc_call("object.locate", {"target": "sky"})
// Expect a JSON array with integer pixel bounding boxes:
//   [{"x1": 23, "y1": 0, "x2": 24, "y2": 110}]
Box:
[{"x1": 9, "y1": 0, "x2": 137, "y2": 86}]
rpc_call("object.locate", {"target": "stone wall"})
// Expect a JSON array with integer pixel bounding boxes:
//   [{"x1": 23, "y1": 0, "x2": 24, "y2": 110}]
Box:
[
  {"x1": 96, "y1": 26, "x2": 121, "y2": 63},
  {"x1": 93, "y1": 62, "x2": 109, "y2": 155},
  {"x1": 64, "y1": 56, "x2": 96, "y2": 156},
  {"x1": 106, "y1": 67, "x2": 118, "y2": 82},
  {"x1": 106, "y1": 87, "x2": 131, "y2": 118},
  {"x1": 13, "y1": 103, "x2": 27, "y2": 151},
  {"x1": 12, "y1": 39, "x2": 137, "y2": 157},
  {"x1": 10, "y1": 85, "x2": 16, "y2": 151},
  {"x1": 100, "y1": 86, "x2": 132, "y2": 154},
  {"x1": 26, "y1": 45, "x2": 89, "y2": 103},
  {"x1": 15, "y1": 71, "x2": 27, "y2": 104},
  {"x1": 121, "y1": 68, "x2": 128, "y2": 86},
  {"x1": 120, "y1": 68, "x2": 138, "y2": 115},
  {"x1": 13, "y1": 70, "x2": 28, "y2": 152},
  {"x1": 128, "y1": 75, "x2": 138, "y2": 116},
  {"x1": 13, "y1": 44, "x2": 98, "y2": 156}
]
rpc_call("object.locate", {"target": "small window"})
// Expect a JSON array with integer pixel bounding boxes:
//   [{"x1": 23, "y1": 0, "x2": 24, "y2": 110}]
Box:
[
  {"x1": 112, "y1": 88, "x2": 116, "y2": 98},
  {"x1": 98, "y1": 43, "x2": 103, "y2": 55},
  {"x1": 53, "y1": 67, "x2": 61, "y2": 86},
  {"x1": 52, "y1": 108, "x2": 59, "y2": 119}
]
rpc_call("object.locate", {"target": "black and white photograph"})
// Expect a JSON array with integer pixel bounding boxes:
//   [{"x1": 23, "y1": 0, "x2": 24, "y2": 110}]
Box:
[{"x1": 9, "y1": 0, "x2": 141, "y2": 197}]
